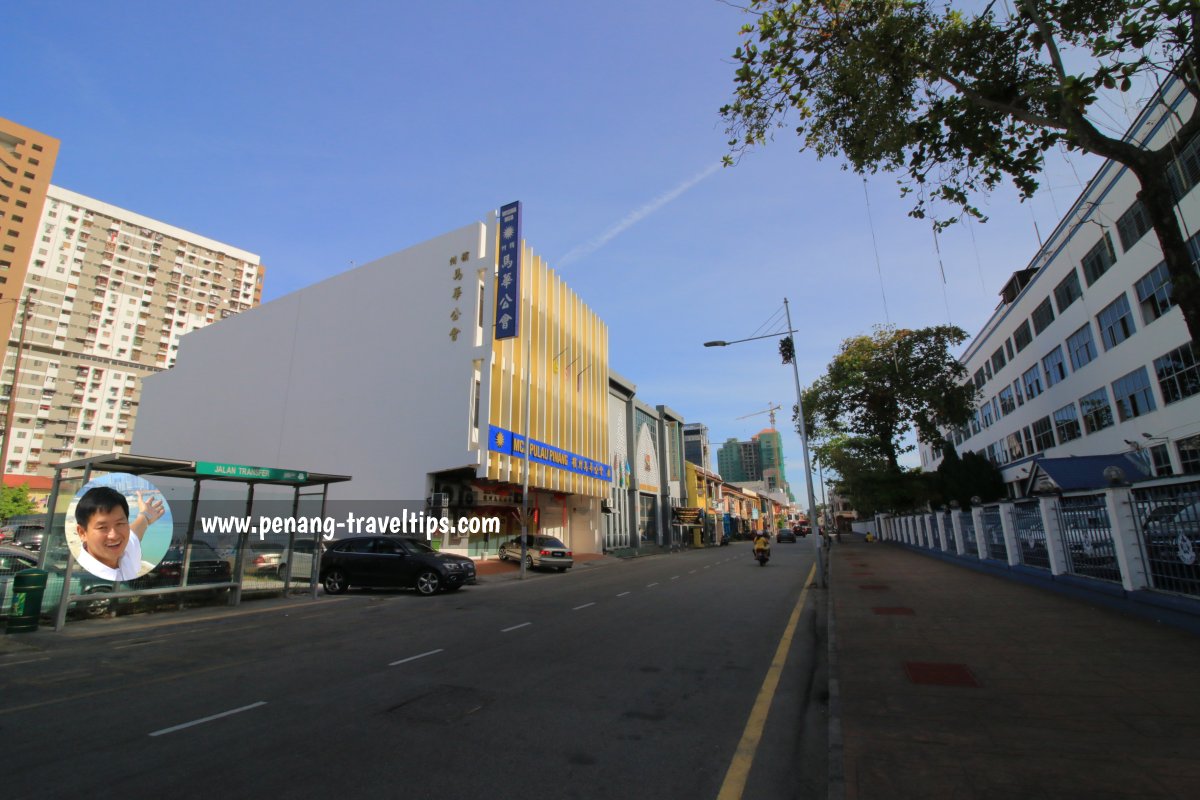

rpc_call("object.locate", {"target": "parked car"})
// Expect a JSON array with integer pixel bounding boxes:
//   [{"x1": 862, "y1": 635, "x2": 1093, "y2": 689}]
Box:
[
  {"x1": 777, "y1": 528, "x2": 797, "y2": 543},
  {"x1": 10, "y1": 524, "x2": 47, "y2": 551},
  {"x1": 320, "y1": 536, "x2": 476, "y2": 595},
  {"x1": 0, "y1": 544, "x2": 114, "y2": 618},
  {"x1": 277, "y1": 537, "x2": 319, "y2": 581},
  {"x1": 497, "y1": 535, "x2": 573, "y2": 572},
  {"x1": 131, "y1": 541, "x2": 233, "y2": 588},
  {"x1": 1141, "y1": 500, "x2": 1200, "y2": 573},
  {"x1": 246, "y1": 543, "x2": 284, "y2": 577}
]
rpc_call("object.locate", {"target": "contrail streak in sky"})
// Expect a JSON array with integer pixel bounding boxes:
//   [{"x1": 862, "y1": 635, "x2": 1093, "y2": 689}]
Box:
[{"x1": 558, "y1": 162, "x2": 722, "y2": 267}]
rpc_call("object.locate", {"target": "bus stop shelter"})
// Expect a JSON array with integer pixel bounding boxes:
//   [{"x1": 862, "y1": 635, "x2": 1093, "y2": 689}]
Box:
[{"x1": 40, "y1": 453, "x2": 351, "y2": 631}]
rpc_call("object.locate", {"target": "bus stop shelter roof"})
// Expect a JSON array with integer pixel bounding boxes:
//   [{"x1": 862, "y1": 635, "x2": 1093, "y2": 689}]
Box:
[{"x1": 52, "y1": 453, "x2": 352, "y2": 488}]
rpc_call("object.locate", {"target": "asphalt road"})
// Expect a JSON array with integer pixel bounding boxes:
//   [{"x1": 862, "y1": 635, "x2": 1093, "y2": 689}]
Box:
[{"x1": 2, "y1": 542, "x2": 827, "y2": 800}]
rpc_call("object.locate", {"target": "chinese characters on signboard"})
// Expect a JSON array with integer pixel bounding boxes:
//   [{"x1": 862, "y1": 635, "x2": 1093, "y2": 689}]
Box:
[{"x1": 495, "y1": 201, "x2": 521, "y2": 340}]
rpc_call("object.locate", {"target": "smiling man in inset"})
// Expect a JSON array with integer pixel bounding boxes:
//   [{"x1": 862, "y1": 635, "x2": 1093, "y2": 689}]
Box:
[{"x1": 74, "y1": 486, "x2": 166, "y2": 581}]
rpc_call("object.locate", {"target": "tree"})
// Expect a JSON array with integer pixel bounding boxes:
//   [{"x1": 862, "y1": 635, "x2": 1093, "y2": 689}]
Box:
[
  {"x1": 934, "y1": 441, "x2": 1007, "y2": 509},
  {"x1": 804, "y1": 324, "x2": 976, "y2": 471},
  {"x1": 814, "y1": 433, "x2": 934, "y2": 516},
  {"x1": 722, "y1": 1, "x2": 1200, "y2": 342},
  {"x1": 0, "y1": 484, "x2": 38, "y2": 523}
]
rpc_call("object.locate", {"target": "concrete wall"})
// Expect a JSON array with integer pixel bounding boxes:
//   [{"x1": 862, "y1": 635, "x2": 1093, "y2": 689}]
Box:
[{"x1": 133, "y1": 222, "x2": 493, "y2": 501}]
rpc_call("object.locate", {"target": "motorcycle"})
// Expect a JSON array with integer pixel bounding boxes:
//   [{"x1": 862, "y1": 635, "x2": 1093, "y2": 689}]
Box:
[{"x1": 754, "y1": 545, "x2": 771, "y2": 566}]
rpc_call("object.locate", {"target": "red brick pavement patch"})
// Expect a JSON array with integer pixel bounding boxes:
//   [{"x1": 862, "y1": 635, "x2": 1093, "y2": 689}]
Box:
[{"x1": 903, "y1": 662, "x2": 980, "y2": 687}]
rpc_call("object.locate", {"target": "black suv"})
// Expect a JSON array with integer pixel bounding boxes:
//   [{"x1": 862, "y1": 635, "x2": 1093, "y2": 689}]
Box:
[{"x1": 320, "y1": 536, "x2": 476, "y2": 596}]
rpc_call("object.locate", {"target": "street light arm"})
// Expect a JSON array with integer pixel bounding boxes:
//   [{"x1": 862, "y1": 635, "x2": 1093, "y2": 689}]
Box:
[{"x1": 703, "y1": 329, "x2": 797, "y2": 347}]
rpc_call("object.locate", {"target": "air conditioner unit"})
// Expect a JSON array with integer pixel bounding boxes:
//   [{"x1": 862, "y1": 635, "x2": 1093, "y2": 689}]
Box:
[
  {"x1": 461, "y1": 489, "x2": 476, "y2": 507},
  {"x1": 430, "y1": 492, "x2": 450, "y2": 508}
]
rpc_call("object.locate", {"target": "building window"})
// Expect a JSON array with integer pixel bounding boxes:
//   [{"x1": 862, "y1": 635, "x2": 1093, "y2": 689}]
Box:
[
  {"x1": 1149, "y1": 444, "x2": 1174, "y2": 477},
  {"x1": 1116, "y1": 199, "x2": 1152, "y2": 252},
  {"x1": 1031, "y1": 297, "x2": 1055, "y2": 335},
  {"x1": 1079, "y1": 388, "x2": 1114, "y2": 434},
  {"x1": 1067, "y1": 324, "x2": 1098, "y2": 370},
  {"x1": 1013, "y1": 378, "x2": 1024, "y2": 407},
  {"x1": 1134, "y1": 262, "x2": 1173, "y2": 325},
  {"x1": 1042, "y1": 346, "x2": 1068, "y2": 387},
  {"x1": 1057, "y1": 407, "x2": 1082, "y2": 443},
  {"x1": 1111, "y1": 366, "x2": 1157, "y2": 422},
  {"x1": 1006, "y1": 432, "x2": 1024, "y2": 461},
  {"x1": 970, "y1": 409, "x2": 981, "y2": 435},
  {"x1": 1031, "y1": 416, "x2": 1055, "y2": 452},
  {"x1": 1081, "y1": 233, "x2": 1116, "y2": 286},
  {"x1": 973, "y1": 367, "x2": 986, "y2": 390},
  {"x1": 991, "y1": 346, "x2": 1007, "y2": 373},
  {"x1": 980, "y1": 402, "x2": 993, "y2": 429},
  {"x1": 1167, "y1": 131, "x2": 1200, "y2": 201},
  {"x1": 1178, "y1": 435, "x2": 1200, "y2": 475},
  {"x1": 1022, "y1": 364, "x2": 1043, "y2": 399},
  {"x1": 1013, "y1": 320, "x2": 1033, "y2": 352},
  {"x1": 1153, "y1": 341, "x2": 1200, "y2": 405},
  {"x1": 1054, "y1": 269, "x2": 1083, "y2": 312},
  {"x1": 1096, "y1": 293, "x2": 1136, "y2": 350},
  {"x1": 997, "y1": 386, "x2": 1016, "y2": 416}
]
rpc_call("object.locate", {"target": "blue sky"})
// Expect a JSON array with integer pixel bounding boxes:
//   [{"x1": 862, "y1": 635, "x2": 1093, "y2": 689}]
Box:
[{"x1": 7, "y1": 1, "x2": 1133, "y2": 491}]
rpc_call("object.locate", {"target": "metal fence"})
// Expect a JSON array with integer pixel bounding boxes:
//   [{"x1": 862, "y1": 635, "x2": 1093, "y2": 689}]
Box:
[
  {"x1": 980, "y1": 506, "x2": 1006, "y2": 561},
  {"x1": 1055, "y1": 494, "x2": 1120, "y2": 583},
  {"x1": 881, "y1": 477, "x2": 1200, "y2": 603},
  {"x1": 961, "y1": 511, "x2": 978, "y2": 556},
  {"x1": 1011, "y1": 500, "x2": 1050, "y2": 570},
  {"x1": 1132, "y1": 481, "x2": 1200, "y2": 598}
]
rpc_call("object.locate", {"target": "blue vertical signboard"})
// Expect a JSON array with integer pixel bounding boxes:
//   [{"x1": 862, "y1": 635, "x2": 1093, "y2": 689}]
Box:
[{"x1": 495, "y1": 201, "x2": 522, "y2": 340}]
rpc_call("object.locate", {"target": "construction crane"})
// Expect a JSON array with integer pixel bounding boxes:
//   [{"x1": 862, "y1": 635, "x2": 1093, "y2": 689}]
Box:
[{"x1": 737, "y1": 403, "x2": 782, "y2": 430}]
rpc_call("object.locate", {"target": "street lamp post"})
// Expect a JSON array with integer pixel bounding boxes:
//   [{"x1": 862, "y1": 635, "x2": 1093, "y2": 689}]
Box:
[
  {"x1": 0, "y1": 289, "x2": 36, "y2": 484},
  {"x1": 704, "y1": 297, "x2": 826, "y2": 588}
]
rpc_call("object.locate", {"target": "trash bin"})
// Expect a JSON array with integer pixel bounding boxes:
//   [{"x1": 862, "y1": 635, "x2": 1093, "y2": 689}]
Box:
[{"x1": 6, "y1": 568, "x2": 49, "y2": 634}]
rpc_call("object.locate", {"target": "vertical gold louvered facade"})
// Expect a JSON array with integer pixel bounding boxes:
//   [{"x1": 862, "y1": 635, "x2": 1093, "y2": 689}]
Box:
[{"x1": 485, "y1": 239, "x2": 609, "y2": 499}]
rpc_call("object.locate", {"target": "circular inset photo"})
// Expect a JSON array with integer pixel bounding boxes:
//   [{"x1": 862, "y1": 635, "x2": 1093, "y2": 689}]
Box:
[{"x1": 65, "y1": 473, "x2": 173, "y2": 581}]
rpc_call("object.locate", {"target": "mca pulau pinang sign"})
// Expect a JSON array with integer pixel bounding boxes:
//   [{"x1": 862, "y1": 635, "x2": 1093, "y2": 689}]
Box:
[
  {"x1": 488, "y1": 425, "x2": 612, "y2": 482},
  {"x1": 196, "y1": 461, "x2": 309, "y2": 482}
]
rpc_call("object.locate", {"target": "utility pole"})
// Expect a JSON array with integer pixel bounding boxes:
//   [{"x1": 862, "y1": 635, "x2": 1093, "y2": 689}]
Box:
[{"x1": 784, "y1": 298, "x2": 826, "y2": 588}]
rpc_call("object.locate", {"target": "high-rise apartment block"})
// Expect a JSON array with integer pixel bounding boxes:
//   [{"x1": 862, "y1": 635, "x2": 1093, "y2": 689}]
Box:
[
  {"x1": 0, "y1": 118, "x2": 60, "y2": 343},
  {"x1": 0, "y1": 118, "x2": 264, "y2": 480}
]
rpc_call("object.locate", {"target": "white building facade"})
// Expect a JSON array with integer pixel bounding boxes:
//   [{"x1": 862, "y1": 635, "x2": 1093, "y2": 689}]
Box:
[
  {"x1": 920, "y1": 81, "x2": 1200, "y2": 494},
  {"x1": 133, "y1": 214, "x2": 615, "y2": 556}
]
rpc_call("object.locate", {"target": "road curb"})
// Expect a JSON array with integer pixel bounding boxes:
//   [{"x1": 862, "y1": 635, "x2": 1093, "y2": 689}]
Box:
[{"x1": 827, "y1": 546, "x2": 845, "y2": 800}]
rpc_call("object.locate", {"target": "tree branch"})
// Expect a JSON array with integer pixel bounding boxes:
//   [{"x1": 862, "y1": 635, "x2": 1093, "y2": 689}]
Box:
[{"x1": 1020, "y1": 0, "x2": 1068, "y2": 85}]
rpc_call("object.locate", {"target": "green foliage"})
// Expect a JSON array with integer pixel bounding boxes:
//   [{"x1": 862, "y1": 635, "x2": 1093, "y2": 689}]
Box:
[
  {"x1": 814, "y1": 434, "x2": 933, "y2": 517},
  {"x1": 934, "y1": 442, "x2": 1007, "y2": 509},
  {"x1": 0, "y1": 484, "x2": 39, "y2": 523},
  {"x1": 722, "y1": 0, "x2": 1200, "y2": 342},
  {"x1": 805, "y1": 325, "x2": 976, "y2": 470}
]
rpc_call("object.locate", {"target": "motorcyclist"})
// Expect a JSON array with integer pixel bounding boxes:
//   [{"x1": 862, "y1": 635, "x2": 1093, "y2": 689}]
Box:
[{"x1": 753, "y1": 530, "x2": 771, "y2": 558}]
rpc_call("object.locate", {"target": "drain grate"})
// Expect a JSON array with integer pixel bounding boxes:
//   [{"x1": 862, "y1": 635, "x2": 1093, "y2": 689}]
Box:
[
  {"x1": 872, "y1": 607, "x2": 915, "y2": 615},
  {"x1": 903, "y1": 662, "x2": 980, "y2": 687}
]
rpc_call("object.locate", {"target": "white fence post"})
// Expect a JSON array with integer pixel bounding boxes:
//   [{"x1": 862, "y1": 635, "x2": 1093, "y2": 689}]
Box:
[
  {"x1": 1104, "y1": 485, "x2": 1150, "y2": 591},
  {"x1": 1039, "y1": 494, "x2": 1069, "y2": 576},
  {"x1": 999, "y1": 501, "x2": 1021, "y2": 566},
  {"x1": 936, "y1": 511, "x2": 949, "y2": 551},
  {"x1": 951, "y1": 509, "x2": 966, "y2": 555}
]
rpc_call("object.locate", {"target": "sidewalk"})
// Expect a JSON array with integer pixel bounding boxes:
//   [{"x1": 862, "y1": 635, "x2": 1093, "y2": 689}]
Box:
[{"x1": 830, "y1": 536, "x2": 1200, "y2": 800}]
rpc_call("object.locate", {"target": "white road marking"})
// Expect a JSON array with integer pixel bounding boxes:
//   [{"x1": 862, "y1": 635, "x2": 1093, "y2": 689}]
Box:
[
  {"x1": 502, "y1": 622, "x2": 532, "y2": 632},
  {"x1": 148, "y1": 701, "x2": 267, "y2": 737},
  {"x1": 646, "y1": 582, "x2": 659, "y2": 588},
  {"x1": 704, "y1": 565, "x2": 711, "y2": 569},
  {"x1": 573, "y1": 602, "x2": 596, "y2": 610},
  {"x1": 617, "y1": 591, "x2": 631, "y2": 597},
  {"x1": 389, "y1": 648, "x2": 444, "y2": 666},
  {"x1": 689, "y1": 570, "x2": 697, "y2": 574},
  {"x1": 0, "y1": 657, "x2": 49, "y2": 668},
  {"x1": 670, "y1": 576, "x2": 680, "y2": 580}
]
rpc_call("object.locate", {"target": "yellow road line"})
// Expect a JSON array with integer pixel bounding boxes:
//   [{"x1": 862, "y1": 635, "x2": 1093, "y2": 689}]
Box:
[{"x1": 717, "y1": 563, "x2": 816, "y2": 800}]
